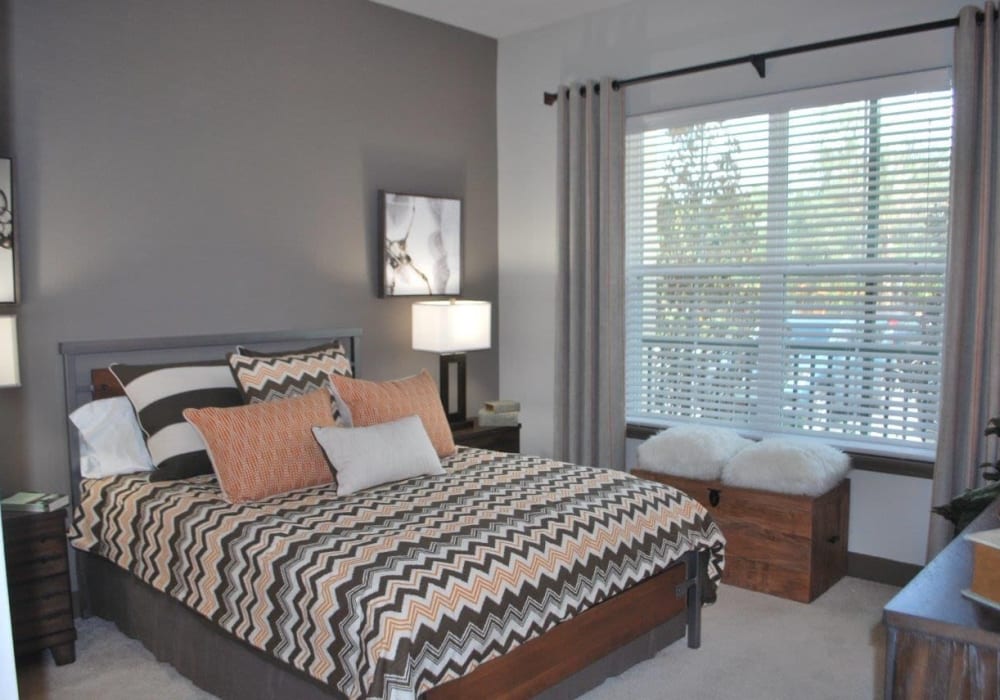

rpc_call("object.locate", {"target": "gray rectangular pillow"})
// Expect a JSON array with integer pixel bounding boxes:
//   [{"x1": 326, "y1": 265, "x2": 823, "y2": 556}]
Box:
[{"x1": 312, "y1": 415, "x2": 444, "y2": 495}]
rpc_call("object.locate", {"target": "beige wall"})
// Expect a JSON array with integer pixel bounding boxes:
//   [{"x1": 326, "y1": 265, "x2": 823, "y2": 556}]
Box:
[{"x1": 0, "y1": 0, "x2": 498, "y2": 495}]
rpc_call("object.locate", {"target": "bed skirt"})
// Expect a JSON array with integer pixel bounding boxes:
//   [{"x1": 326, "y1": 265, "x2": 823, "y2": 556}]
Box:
[{"x1": 80, "y1": 551, "x2": 688, "y2": 699}]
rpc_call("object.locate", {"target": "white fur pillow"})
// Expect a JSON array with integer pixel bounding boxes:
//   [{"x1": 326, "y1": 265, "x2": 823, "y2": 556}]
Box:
[
  {"x1": 721, "y1": 438, "x2": 850, "y2": 496},
  {"x1": 636, "y1": 425, "x2": 753, "y2": 480}
]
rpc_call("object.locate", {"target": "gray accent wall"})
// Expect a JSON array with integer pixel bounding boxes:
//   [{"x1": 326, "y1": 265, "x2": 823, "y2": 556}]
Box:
[{"x1": 0, "y1": 0, "x2": 498, "y2": 495}]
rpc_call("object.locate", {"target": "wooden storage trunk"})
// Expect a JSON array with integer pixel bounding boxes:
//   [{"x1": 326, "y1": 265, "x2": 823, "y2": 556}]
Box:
[{"x1": 634, "y1": 470, "x2": 849, "y2": 603}]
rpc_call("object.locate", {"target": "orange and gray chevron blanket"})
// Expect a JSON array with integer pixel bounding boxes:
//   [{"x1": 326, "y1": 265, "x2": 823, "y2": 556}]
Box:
[{"x1": 71, "y1": 447, "x2": 725, "y2": 699}]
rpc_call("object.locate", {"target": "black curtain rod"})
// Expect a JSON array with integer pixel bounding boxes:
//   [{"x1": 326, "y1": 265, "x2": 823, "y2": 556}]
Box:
[{"x1": 542, "y1": 15, "x2": 965, "y2": 106}]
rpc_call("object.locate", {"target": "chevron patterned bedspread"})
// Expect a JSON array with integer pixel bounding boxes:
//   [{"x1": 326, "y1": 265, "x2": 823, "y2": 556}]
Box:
[{"x1": 70, "y1": 447, "x2": 725, "y2": 700}]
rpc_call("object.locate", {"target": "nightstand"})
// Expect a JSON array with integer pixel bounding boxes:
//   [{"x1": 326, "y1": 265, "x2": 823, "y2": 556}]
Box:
[
  {"x1": 2, "y1": 509, "x2": 77, "y2": 665},
  {"x1": 452, "y1": 421, "x2": 521, "y2": 454}
]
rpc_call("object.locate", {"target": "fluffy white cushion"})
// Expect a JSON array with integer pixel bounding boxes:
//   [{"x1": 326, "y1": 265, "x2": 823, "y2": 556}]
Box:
[
  {"x1": 721, "y1": 438, "x2": 850, "y2": 496},
  {"x1": 312, "y1": 415, "x2": 445, "y2": 496},
  {"x1": 70, "y1": 397, "x2": 155, "y2": 478},
  {"x1": 636, "y1": 424, "x2": 753, "y2": 480}
]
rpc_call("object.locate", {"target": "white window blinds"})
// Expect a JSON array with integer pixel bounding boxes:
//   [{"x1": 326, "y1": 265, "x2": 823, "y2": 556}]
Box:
[{"x1": 625, "y1": 74, "x2": 952, "y2": 458}]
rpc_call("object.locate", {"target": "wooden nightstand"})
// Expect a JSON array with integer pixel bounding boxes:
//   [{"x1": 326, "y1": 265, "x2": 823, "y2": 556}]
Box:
[
  {"x1": 3, "y1": 508, "x2": 77, "y2": 665},
  {"x1": 452, "y1": 421, "x2": 521, "y2": 454}
]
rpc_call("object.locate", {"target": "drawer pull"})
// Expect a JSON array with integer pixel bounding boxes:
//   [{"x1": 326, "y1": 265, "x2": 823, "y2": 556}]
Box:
[
  {"x1": 827, "y1": 535, "x2": 841, "y2": 544},
  {"x1": 708, "y1": 489, "x2": 721, "y2": 507}
]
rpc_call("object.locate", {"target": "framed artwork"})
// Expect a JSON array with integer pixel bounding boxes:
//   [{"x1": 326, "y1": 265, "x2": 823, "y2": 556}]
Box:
[
  {"x1": 0, "y1": 158, "x2": 13, "y2": 304},
  {"x1": 378, "y1": 191, "x2": 461, "y2": 297}
]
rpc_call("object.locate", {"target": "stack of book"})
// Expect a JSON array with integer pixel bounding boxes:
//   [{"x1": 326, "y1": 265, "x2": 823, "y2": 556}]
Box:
[
  {"x1": 478, "y1": 400, "x2": 520, "y2": 427},
  {"x1": 1, "y1": 491, "x2": 70, "y2": 513}
]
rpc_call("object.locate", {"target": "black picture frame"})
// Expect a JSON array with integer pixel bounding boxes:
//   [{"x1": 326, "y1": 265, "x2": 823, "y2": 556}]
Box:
[
  {"x1": 378, "y1": 190, "x2": 462, "y2": 298},
  {"x1": 0, "y1": 158, "x2": 15, "y2": 306}
]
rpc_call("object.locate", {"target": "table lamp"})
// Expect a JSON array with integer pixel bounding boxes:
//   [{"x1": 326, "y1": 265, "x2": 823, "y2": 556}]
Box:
[
  {"x1": 412, "y1": 300, "x2": 491, "y2": 428},
  {"x1": 0, "y1": 315, "x2": 20, "y2": 387}
]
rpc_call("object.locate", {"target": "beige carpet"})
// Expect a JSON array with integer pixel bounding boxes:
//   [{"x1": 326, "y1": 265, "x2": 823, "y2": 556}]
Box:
[{"x1": 16, "y1": 577, "x2": 897, "y2": 700}]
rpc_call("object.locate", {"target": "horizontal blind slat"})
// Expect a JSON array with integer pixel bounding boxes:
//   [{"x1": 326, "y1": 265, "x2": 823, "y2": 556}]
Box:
[{"x1": 625, "y1": 83, "x2": 951, "y2": 452}]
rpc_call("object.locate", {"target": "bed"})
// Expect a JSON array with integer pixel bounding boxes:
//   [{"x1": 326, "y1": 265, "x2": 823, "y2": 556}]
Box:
[{"x1": 59, "y1": 328, "x2": 725, "y2": 700}]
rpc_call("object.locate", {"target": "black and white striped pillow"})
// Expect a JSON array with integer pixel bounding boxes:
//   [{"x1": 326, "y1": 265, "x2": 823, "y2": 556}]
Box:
[{"x1": 110, "y1": 361, "x2": 243, "y2": 481}]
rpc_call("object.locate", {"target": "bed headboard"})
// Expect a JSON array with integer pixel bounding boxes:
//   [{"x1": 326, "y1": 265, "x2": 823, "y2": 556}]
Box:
[
  {"x1": 59, "y1": 327, "x2": 362, "y2": 506},
  {"x1": 90, "y1": 368, "x2": 124, "y2": 399}
]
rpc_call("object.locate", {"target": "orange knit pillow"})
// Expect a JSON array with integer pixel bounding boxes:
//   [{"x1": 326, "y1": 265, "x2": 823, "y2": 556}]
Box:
[
  {"x1": 183, "y1": 389, "x2": 335, "y2": 503},
  {"x1": 330, "y1": 370, "x2": 456, "y2": 458}
]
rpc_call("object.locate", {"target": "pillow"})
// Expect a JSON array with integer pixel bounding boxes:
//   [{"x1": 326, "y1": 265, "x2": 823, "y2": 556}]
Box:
[
  {"x1": 330, "y1": 370, "x2": 456, "y2": 458},
  {"x1": 234, "y1": 340, "x2": 350, "y2": 360},
  {"x1": 110, "y1": 362, "x2": 243, "y2": 481},
  {"x1": 636, "y1": 424, "x2": 753, "y2": 480},
  {"x1": 721, "y1": 437, "x2": 851, "y2": 496},
  {"x1": 69, "y1": 397, "x2": 155, "y2": 478},
  {"x1": 313, "y1": 415, "x2": 444, "y2": 496},
  {"x1": 183, "y1": 389, "x2": 336, "y2": 503},
  {"x1": 228, "y1": 341, "x2": 353, "y2": 422}
]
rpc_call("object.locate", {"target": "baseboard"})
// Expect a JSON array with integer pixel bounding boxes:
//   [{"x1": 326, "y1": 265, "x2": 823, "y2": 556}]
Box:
[{"x1": 847, "y1": 552, "x2": 922, "y2": 587}]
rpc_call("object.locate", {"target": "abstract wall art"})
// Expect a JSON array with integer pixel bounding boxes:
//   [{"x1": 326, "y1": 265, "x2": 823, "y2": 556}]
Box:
[
  {"x1": 378, "y1": 191, "x2": 461, "y2": 297},
  {"x1": 0, "y1": 159, "x2": 14, "y2": 304}
]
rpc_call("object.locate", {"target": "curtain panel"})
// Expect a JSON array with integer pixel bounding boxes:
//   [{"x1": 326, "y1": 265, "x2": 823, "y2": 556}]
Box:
[
  {"x1": 554, "y1": 79, "x2": 626, "y2": 469},
  {"x1": 929, "y1": 2, "x2": 1000, "y2": 557}
]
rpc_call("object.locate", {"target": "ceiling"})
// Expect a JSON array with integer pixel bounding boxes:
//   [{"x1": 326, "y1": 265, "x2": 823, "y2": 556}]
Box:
[{"x1": 369, "y1": 0, "x2": 635, "y2": 38}]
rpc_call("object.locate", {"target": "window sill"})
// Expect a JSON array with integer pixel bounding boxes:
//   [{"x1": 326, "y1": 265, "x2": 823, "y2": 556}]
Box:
[{"x1": 625, "y1": 423, "x2": 933, "y2": 480}]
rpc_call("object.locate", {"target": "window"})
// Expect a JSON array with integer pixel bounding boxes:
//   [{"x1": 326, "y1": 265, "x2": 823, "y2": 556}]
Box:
[{"x1": 625, "y1": 73, "x2": 952, "y2": 458}]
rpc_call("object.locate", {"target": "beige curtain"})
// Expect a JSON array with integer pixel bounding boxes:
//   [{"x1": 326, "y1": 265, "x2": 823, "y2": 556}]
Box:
[
  {"x1": 928, "y1": 3, "x2": 1000, "y2": 557},
  {"x1": 554, "y1": 78, "x2": 626, "y2": 468}
]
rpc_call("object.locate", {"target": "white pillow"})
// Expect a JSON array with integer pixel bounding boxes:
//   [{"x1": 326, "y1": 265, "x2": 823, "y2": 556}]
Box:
[
  {"x1": 312, "y1": 415, "x2": 444, "y2": 496},
  {"x1": 721, "y1": 437, "x2": 850, "y2": 496},
  {"x1": 70, "y1": 397, "x2": 155, "y2": 479},
  {"x1": 636, "y1": 424, "x2": 753, "y2": 480}
]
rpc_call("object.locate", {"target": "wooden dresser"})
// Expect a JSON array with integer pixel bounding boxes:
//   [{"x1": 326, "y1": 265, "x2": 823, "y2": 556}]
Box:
[
  {"x1": 3, "y1": 509, "x2": 77, "y2": 665},
  {"x1": 883, "y1": 502, "x2": 1000, "y2": 698}
]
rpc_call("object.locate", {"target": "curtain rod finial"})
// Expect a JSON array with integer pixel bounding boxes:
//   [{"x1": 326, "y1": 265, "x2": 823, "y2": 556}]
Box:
[{"x1": 544, "y1": 91, "x2": 558, "y2": 106}]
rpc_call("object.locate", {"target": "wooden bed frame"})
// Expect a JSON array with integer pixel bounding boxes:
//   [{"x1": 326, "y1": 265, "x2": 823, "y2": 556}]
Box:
[{"x1": 60, "y1": 329, "x2": 708, "y2": 700}]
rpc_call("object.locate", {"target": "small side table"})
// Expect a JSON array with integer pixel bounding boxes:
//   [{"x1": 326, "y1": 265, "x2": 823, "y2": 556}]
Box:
[
  {"x1": 3, "y1": 508, "x2": 77, "y2": 665},
  {"x1": 452, "y1": 421, "x2": 521, "y2": 454}
]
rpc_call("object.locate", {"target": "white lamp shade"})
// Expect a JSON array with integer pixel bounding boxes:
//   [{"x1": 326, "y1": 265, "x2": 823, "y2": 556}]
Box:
[
  {"x1": 0, "y1": 316, "x2": 19, "y2": 388},
  {"x1": 412, "y1": 300, "x2": 491, "y2": 353}
]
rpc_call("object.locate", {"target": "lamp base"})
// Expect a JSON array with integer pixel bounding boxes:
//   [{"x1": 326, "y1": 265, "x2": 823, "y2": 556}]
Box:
[{"x1": 439, "y1": 353, "x2": 468, "y2": 425}]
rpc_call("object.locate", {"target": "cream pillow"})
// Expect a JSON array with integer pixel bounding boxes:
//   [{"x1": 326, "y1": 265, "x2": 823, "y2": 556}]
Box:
[
  {"x1": 721, "y1": 437, "x2": 850, "y2": 496},
  {"x1": 636, "y1": 424, "x2": 753, "y2": 480},
  {"x1": 70, "y1": 397, "x2": 155, "y2": 478},
  {"x1": 312, "y1": 415, "x2": 444, "y2": 496}
]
